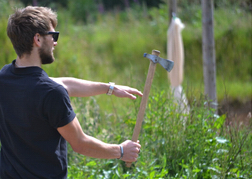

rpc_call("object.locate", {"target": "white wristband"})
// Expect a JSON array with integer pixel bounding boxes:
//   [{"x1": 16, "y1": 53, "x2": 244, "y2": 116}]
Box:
[
  {"x1": 106, "y1": 82, "x2": 115, "y2": 95},
  {"x1": 118, "y1": 145, "x2": 123, "y2": 160}
]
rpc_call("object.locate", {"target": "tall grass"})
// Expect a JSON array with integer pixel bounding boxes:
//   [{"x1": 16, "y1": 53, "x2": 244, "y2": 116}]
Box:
[
  {"x1": 45, "y1": 4, "x2": 252, "y2": 114},
  {"x1": 0, "y1": 1, "x2": 251, "y2": 178},
  {"x1": 1, "y1": 3, "x2": 251, "y2": 106},
  {"x1": 67, "y1": 90, "x2": 252, "y2": 178}
]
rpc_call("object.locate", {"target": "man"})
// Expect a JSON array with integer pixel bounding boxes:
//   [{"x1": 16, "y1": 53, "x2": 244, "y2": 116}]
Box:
[{"x1": 0, "y1": 6, "x2": 142, "y2": 178}]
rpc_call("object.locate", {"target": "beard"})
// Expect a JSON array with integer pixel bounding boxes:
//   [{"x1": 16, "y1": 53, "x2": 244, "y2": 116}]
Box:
[{"x1": 39, "y1": 41, "x2": 55, "y2": 65}]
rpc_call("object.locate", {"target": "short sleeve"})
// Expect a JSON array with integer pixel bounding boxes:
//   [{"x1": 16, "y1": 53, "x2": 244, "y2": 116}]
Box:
[{"x1": 43, "y1": 85, "x2": 76, "y2": 128}]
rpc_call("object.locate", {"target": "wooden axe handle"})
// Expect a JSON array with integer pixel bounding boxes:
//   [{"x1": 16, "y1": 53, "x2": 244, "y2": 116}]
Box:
[{"x1": 126, "y1": 50, "x2": 160, "y2": 167}]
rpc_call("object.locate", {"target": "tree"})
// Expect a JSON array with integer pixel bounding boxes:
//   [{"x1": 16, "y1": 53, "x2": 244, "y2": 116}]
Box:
[
  {"x1": 168, "y1": 0, "x2": 177, "y2": 23},
  {"x1": 201, "y1": 0, "x2": 217, "y2": 113}
]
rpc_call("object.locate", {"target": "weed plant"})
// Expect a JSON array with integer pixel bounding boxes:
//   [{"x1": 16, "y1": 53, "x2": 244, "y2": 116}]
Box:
[{"x1": 67, "y1": 89, "x2": 252, "y2": 178}]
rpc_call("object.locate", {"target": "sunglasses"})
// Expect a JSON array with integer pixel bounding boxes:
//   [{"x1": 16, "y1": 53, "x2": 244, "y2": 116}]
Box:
[{"x1": 46, "y1": 31, "x2": 60, "y2": 42}]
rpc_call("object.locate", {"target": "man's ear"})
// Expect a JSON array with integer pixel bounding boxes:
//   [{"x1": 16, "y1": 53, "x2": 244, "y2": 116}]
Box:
[{"x1": 34, "y1": 33, "x2": 42, "y2": 47}]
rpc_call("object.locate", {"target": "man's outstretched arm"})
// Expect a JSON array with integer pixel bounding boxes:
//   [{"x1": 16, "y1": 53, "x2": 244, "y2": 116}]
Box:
[{"x1": 50, "y1": 77, "x2": 143, "y2": 99}]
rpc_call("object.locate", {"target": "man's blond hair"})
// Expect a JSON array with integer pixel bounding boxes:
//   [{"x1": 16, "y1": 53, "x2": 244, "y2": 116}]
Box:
[{"x1": 7, "y1": 6, "x2": 58, "y2": 57}]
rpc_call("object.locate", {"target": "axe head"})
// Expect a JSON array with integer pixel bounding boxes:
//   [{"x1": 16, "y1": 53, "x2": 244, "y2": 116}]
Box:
[{"x1": 144, "y1": 53, "x2": 174, "y2": 72}]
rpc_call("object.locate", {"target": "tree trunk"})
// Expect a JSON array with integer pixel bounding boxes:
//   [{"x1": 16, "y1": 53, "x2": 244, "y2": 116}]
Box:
[
  {"x1": 168, "y1": 0, "x2": 177, "y2": 23},
  {"x1": 202, "y1": 0, "x2": 217, "y2": 113}
]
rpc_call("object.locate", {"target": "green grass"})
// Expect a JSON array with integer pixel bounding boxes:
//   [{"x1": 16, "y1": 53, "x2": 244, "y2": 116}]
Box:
[
  {"x1": 0, "y1": 2, "x2": 251, "y2": 178},
  {"x1": 1, "y1": 4, "x2": 251, "y2": 106}
]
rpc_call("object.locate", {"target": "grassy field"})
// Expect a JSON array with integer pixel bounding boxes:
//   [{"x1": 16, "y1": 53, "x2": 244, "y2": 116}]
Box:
[
  {"x1": 44, "y1": 4, "x2": 251, "y2": 115},
  {"x1": 0, "y1": 1, "x2": 251, "y2": 178}
]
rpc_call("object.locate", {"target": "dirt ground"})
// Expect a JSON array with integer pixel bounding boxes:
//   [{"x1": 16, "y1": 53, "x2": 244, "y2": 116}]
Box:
[{"x1": 219, "y1": 99, "x2": 251, "y2": 127}]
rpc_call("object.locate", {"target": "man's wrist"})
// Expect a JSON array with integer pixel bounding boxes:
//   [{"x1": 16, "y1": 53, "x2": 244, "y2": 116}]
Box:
[
  {"x1": 118, "y1": 145, "x2": 123, "y2": 160},
  {"x1": 106, "y1": 82, "x2": 115, "y2": 95}
]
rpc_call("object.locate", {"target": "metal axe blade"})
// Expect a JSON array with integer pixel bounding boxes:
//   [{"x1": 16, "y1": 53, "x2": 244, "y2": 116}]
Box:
[{"x1": 143, "y1": 53, "x2": 174, "y2": 72}]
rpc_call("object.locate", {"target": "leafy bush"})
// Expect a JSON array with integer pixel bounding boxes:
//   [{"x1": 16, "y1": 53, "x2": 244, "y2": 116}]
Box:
[{"x1": 67, "y1": 90, "x2": 252, "y2": 178}]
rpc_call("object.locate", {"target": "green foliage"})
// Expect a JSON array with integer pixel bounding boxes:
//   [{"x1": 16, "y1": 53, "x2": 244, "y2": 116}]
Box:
[
  {"x1": 0, "y1": 1, "x2": 251, "y2": 178},
  {"x1": 68, "y1": 0, "x2": 98, "y2": 23},
  {"x1": 67, "y1": 89, "x2": 252, "y2": 178},
  {"x1": 0, "y1": 0, "x2": 21, "y2": 67},
  {"x1": 1, "y1": 1, "x2": 251, "y2": 102}
]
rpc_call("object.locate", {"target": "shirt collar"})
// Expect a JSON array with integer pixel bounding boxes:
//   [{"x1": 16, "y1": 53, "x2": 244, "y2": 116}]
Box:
[{"x1": 11, "y1": 60, "x2": 45, "y2": 75}]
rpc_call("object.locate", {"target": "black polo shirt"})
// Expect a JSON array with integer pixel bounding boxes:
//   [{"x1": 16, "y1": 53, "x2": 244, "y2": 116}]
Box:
[{"x1": 0, "y1": 60, "x2": 76, "y2": 178}]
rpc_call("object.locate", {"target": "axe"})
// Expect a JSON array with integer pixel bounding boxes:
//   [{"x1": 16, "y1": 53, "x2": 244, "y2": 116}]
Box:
[{"x1": 126, "y1": 50, "x2": 174, "y2": 167}]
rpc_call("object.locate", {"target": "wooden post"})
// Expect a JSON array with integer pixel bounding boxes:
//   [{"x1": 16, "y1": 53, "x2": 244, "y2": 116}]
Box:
[
  {"x1": 201, "y1": 0, "x2": 217, "y2": 113},
  {"x1": 168, "y1": 0, "x2": 177, "y2": 23}
]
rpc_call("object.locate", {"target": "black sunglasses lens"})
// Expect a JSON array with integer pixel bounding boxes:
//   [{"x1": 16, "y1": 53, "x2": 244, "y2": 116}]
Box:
[
  {"x1": 46, "y1": 32, "x2": 59, "y2": 42},
  {"x1": 52, "y1": 33, "x2": 59, "y2": 42}
]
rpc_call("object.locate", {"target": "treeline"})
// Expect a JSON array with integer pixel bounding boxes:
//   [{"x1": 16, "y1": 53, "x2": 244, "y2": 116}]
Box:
[
  {"x1": 19, "y1": 0, "x2": 251, "y2": 10},
  {"x1": 18, "y1": 0, "x2": 251, "y2": 23},
  {"x1": 19, "y1": 0, "x2": 164, "y2": 9}
]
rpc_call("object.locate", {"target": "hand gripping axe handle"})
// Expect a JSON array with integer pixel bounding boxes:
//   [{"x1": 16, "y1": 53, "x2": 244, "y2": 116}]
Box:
[{"x1": 126, "y1": 50, "x2": 174, "y2": 167}]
